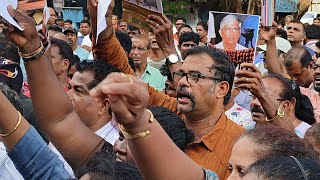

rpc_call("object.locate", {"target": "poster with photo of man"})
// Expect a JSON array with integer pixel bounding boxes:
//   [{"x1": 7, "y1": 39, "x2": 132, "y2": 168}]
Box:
[
  {"x1": 208, "y1": 11, "x2": 260, "y2": 64},
  {"x1": 123, "y1": 0, "x2": 163, "y2": 30}
]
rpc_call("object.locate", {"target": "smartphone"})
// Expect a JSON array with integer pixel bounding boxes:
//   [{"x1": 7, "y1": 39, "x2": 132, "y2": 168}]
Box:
[{"x1": 261, "y1": 0, "x2": 274, "y2": 27}]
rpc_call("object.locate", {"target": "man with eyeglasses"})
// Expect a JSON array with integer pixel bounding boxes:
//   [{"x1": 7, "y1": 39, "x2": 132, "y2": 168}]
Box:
[
  {"x1": 214, "y1": 15, "x2": 247, "y2": 51},
  {"x1": 129, "y1": 34, "x2": 166, "y2": 90},
  {"x1": 91, "y1": 3, "x2": 244, "y2": 178}
]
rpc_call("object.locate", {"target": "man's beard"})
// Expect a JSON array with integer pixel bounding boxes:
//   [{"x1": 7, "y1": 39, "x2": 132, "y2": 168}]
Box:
[{"x1": 176, "y1": 88, "x2": 196, "y2": 113}]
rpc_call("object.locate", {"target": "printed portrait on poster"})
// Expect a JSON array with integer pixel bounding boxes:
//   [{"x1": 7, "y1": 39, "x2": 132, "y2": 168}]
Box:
[{"x1": 208, "y1": 11, "x2": 260, "y2": 64}]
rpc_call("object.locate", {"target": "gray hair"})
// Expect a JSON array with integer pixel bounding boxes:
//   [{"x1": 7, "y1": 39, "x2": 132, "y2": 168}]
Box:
[{"x1": 219, "y1": 15, "x2": 241, "y2": 29}]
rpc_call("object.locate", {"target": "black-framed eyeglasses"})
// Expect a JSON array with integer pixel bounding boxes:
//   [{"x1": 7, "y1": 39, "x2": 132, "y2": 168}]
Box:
[{"x1": 173, "y1": 71, "x2": 222, "y2": 83}]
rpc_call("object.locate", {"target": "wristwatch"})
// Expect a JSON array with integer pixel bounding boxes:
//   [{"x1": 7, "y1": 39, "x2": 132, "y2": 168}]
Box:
[{"x1": 166, "y1": 54, "x2": 181, "y2": 64}]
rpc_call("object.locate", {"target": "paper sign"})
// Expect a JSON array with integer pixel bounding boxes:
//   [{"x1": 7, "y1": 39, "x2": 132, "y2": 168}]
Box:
[
  {"x1": 97, "y1": 0, "x2": 112, "y2": 43},
  {"x1": 208, "y1": 11, "x2": 260, "y2": 64},
  {"x1": 0, "y1": 0, "x2": 23, "y2": 30},
  {"x1": 122, "y1": 0, "x2": 162, "y2": 30}
]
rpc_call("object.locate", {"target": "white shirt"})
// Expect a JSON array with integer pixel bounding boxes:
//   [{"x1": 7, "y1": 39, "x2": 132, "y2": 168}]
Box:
[
  {"x1": 214, "y1": 42, "x2": 247, "y2": 50},
  {"x1": 147, "y1": 57, "x2": 166, "y2": 69},
  {"x1": 81, "y1": 35, "x2": 92, "y2": 48},
  {"x1": 49, "y1": 120, "x2": 119, "y2": 177},
  {"x1": 225, "y1": 103, "x2": 256, "y2": 130},
  {"x1": 0, "y1": 142, "x2": 24, "y2": 179},
  {"x1": 294, "y1": 122, "x2": 312, "y2": 138}
]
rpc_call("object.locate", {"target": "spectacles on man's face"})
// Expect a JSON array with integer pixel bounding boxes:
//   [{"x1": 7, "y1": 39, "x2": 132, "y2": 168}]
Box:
[
  {"x1": 222, "y1": 28, "x2": 240, "y2": 34},
  {"x1": 173, "y1": 70, "x2": 222, "y2": 83}
]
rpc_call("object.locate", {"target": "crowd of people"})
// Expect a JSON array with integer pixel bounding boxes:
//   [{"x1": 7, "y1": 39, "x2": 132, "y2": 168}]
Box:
[{"x1": 0, "y1": 0, "x2": 319, "y2": 179}]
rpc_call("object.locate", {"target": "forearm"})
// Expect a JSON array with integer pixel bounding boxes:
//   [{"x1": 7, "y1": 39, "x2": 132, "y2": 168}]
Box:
[
  {"x1": 93, "y1": 32, "x2": 135, "y2": 75},
  {"x1": 0, "y1": 91, "x2": 30, "y2": 151},
  {"x1": 265, "y1": 39, "x2": 285, "y2": 76},
  {"x1": 8, "y1": 127, "x2": 70, "y2": 179},
  {"x1": 127, "y1": 120, "x2": 204, "y2": 180},
  {"x1": 24, "y1": 51, "x2": 74, "y2": 128},
  {"x1": 24, "y1": 48, "x2": 103, "y2": 170}
]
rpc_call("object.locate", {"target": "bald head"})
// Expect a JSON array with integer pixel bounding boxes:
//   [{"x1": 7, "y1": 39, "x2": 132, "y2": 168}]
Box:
[
  {"x1": 53, "y1": 32, "x2": 68, "y2": 42},
  {"x1": 285, "y1": 46, "x2": 312, "y2": 68},
  {"x1": 284, "y1": 46, "x2": 314, "y2": 87}
]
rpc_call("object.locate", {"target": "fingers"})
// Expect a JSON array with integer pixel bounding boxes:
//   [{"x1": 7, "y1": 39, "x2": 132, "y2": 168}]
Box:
[
  {"x1": 161, "y1": 14, "x2": 173, "y2": 26},
  {"x1": 107, "y1": 0, "x2": 115, "y2": 17},
  {"x1": 147, "y1": 14, "x2": 166, "y2": 27},
  {"x1": 239, "y1": 63, "x2": 260, "y2": 73},
  {"x1": 235, "y1": 83, "x2": 256, "y2": 91},
  {"x1": 272, "y1": 21, "x2": 278, "y2": 27},
  {"x1": 90, "y1": 73, "x2": 148, "y2": 101},
  {"x1": 89, "y1": 0, "x2": 99, "y2": 7},
  {"x1": 7, "y1": 6, "x2": 25, "y2": 22},
  {"x1": 147, "y1": 18, "x2": 165, "y2": 34}
]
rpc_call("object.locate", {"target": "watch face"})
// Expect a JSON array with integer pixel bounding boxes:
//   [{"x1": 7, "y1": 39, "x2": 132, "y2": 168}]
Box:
[{"x1": 168, "y1": 54, "x2": 179, "y2": 63}]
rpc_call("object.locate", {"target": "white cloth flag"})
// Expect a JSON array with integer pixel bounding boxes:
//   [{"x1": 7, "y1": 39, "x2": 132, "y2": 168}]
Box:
[
  {"x1": 43, "y1": 0, "x2": 50, "y2": 25},
  {"x1": 207, "y1": 12, "x2": 216, "y2": 41},
  {"x1": 0, "y1": 0, "x2": 23, "y2": 30},
  {"x1": 96, "y1": 0, "x2": 112, "y2": 43}
]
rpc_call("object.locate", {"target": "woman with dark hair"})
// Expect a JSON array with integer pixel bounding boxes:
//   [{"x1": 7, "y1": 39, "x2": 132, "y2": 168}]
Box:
[
  {"x1": 267, "y1": 73, "x2": 315, "y2": 125},
  {"x1": 227, "y1": 125, "x2": 319, "y2": 180},
  {"x1": 242, "y1": 157, "x2": 320, "y2": 180},
  {"x1": 114, "y1": 106, "x2": 194, "y2": 163},
  {"x1": 235, "y1": 63, "x2": 315, "y2": 138}
]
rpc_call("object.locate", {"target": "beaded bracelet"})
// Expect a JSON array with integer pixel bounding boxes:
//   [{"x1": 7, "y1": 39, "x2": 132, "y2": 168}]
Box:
[
  {"x1": 0, "y1": 111, "x2": 22, "y2": 137},
  {"x1": 119, "y1": 109, "x2": 154, "y2": 140}
]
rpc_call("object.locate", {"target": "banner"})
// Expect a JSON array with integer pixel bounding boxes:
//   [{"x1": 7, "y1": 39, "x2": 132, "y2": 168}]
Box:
[
  {"x1": 123, "y1": 0, "x2": 163, "y2": 30},
  {"x1": 275, "y1": 0, "x2": 298, "y2": 13}
]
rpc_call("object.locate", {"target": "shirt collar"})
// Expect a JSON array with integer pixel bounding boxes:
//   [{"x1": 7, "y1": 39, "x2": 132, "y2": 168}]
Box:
[
  {"x1": 192, "y1": 113, "x2": 228, "y2": 151},
  {"x1": 144, "y1": 63, "x2": 152, "y2": 75}
]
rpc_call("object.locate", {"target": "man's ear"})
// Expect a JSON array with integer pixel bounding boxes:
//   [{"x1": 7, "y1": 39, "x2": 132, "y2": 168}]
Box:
[
  {"x1": 213, "y1": 81, "x2": 229, "y2": 101},
  {"x1": 178, "y1": 45, "x2": 181, "y2": 51},
  {"x1": 62, "y1": 59, "x2": 70, "y2": 71},
  {"x1": 98, "y1": 98, "x2": 110, "y2": 116}
]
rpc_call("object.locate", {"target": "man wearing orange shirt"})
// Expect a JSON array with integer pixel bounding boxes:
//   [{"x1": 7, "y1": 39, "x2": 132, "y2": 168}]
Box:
[{"x1": 89, "y1": 2, "x2": 244, "y2": 179}]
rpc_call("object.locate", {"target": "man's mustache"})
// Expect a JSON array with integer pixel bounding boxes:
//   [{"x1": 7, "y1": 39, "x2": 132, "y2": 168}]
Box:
[{"x1": 251, "y1": 105, "x2": 264, "y2": 114}]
